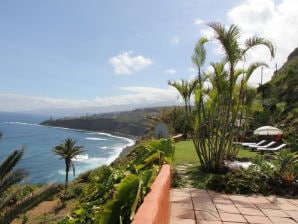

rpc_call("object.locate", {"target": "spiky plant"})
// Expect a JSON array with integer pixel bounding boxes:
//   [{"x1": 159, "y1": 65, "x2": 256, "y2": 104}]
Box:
[{"x1": 0, "y1": 148, "x2": 58, "y2": 224}]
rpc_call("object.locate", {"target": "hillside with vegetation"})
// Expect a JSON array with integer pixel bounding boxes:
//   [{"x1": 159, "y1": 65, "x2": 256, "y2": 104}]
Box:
[
  {"x1": 256, "y1": 47, "x2": 298, "y2": 149},
  {"x1": 40, "y1": 107, "x2": 167, "y2": 138}
]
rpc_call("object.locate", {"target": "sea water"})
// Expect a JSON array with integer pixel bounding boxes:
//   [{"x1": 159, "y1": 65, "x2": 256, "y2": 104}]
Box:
[{"x1": 0, "y1": 112, "x2": 134, "y2": 184}]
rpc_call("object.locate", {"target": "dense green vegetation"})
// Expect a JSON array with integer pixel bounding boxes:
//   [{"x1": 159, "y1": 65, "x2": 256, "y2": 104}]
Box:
[{"x1": 57, "y1": 139, "x2": 174, "y2": 224}]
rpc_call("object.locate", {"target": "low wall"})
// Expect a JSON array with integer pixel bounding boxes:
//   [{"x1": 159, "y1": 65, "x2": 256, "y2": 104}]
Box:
[{"x1": 132, "y1": 164, "x2": 171, "y2": 224}]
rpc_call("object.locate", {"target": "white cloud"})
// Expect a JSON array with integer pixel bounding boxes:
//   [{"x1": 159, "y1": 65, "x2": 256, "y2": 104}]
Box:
[
  {"x1": 171, "y1": 37, "x2": 179, "y2": 45},
  {"x1": 200, "y1": 27, "x2": 214, "y2": 40},
  {"x1": 0, "y1": 86, "x2": 178, "y2": 112},
  {"x1": 194, "y1": 18, "x2": 204, "y2": 25},
  {"x1": 165, "y1": 69, "x2": 177, "y2": 74},
  {"x1": 226, "y1": 0, "x2": 298, "y2": 86},
  {"x1": 109, "y1": 51, "x2": 152, "y2": 75}
]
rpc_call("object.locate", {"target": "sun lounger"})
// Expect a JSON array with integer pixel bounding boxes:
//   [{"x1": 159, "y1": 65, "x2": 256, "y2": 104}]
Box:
[
  {"x1": 256, "y1": 143, "x2": 287, "y2": 153},
  {"x1": 241, "y1": 140, "x2": 267, "y2": 147},
  {"x1": 248, "y1": 141, "x2": 276, "y2": 150}
]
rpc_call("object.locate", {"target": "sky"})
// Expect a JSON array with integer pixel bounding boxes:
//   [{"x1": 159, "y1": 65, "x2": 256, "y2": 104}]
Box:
[{"x1": 0, "y1": 0, "x2": 297, "y2": 115}]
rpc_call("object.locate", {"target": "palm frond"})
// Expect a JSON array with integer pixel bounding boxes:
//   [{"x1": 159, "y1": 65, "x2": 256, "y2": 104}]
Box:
[
  {"x1": 0, "y1": 148, "x2": 24, "y2": 179},
  {"x1": 192, "y1": 37, "x2": 208, "y2": 70},
  {"x1": 245, "y1": 62, "x2": 268, "y2": 82},
  {"x1": 0, "y1": 169, "x2": 27, "y2": 195},
  {"x1": 0, "y1": 183, "x2": 58, "y2": 224},
  {"x1": 243, "y1": 36, "x2": 275, "y2": 58}
]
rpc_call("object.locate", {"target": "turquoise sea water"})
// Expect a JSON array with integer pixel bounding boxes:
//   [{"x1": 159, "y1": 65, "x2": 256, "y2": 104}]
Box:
[{"x1": 0, "y1": 112, "x2": 134, "y2": 184}]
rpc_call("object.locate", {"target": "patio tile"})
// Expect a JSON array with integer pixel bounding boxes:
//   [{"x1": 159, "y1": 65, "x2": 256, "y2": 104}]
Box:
[
  {"x1": 170, "y1": 208, "x2": 195, "y2": 220},
  {"x1": 197, "y1": 220, "x2": 223, "y2": 224},
  {"x1": 216, "y1": 204, "x2": 240, "y2": 214},
  {"x1": 223, "y1": 222, "x2": 247, "y2": 224},
  {"x1": 219, "y1": 212, "x2": 246, "y2": 222},
  {"x1": 238, "y1": 207, "x2": 264, "y2": 216},
  {"x1": 190, "y1": 188, "x2": 210, "y2": 197},
  {"x1": 244, "y1": 215, "x2": 273, "y2": 224},
  {"x1": 209, "y1": 191, "x2": 230, "y2": 200},
  {"x1": 171, "y1": 188, "x2": 191, "y2": 197},
  {"x1": 287, "y1": 199, "x2": 298, "y2": 206},
  {"x1": 234, "y1": 201, "x2": 258, "y2": 208},
  {"x1": 246, "y1": 195, "x2": 271, "y2": 204},
  {"x1": 284, "y1": 210, "x2": 298, "y2": 219},
  {"x1": 192, "y1": 198, "x2": 217, "y2": 211},
  {"x1": 170, "y1": 217, "x2": 196, "y2": 224},
  {"x1": 213, "y1": 199, "x2": 234, "y2": 205},
  {"x1": 195, "y1": 210, "x2": 221, "y2": 221},
  {"x1": 261, "y1": 208, "x2": 290, "y2": 217},
  {"x1": 171, "y1": 197, "x2": 194, "y2": 210},
  {"x1": 269, "y1": 216, "x2": 297, "y2": 224},
  {"x1": 267, "y1": 196, "x2": 291, "y2": 204},
  {"x1": 255, "y1": 203, "x2": 280, "y2": 210},
  {"x1": 171, "y1": 188, "x2": 298, "y2": 224},
  {"x1": 275, "y1": 203, "x2": 298, "y2": 211},
  {"x1": 228, "y1": 194, "x2": 249, "y2": 201}
]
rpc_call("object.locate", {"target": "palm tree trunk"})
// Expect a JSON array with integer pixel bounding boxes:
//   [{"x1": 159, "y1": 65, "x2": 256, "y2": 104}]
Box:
[{"x1": 65, "y1": 160, "x2": 69, "y2": 193}]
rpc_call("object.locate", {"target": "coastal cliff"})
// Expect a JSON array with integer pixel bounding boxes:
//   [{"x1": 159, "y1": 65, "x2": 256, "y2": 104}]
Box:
[{"x1": 41, "y1": 117, "x2": 146, "y2": 138}]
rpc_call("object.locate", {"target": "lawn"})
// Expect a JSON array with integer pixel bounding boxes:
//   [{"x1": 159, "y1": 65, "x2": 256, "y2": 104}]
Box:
[
  {"x1": 173, "y1": 140, "x2": 259, "y2": 167},
  {"x1": 172, "y1": 140, "x2": 260, "y2": 188},
  {"x1": 173, "y1": 140, "x2": 199, "y2": 167}
]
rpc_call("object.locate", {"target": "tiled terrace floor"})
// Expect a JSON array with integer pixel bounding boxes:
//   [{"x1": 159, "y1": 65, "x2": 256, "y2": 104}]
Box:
[{"x1": 170, "y1": 188, "x2": 298, "y2": 224}]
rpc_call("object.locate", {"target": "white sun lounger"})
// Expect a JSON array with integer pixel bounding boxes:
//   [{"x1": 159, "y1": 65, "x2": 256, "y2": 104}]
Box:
[
  {"x1": 257, "y1": 143, "x2": 287, "y2": 152},
  {"x1": 242, "y1": 140, "x2": 267, "y2": 147},
  {"x1": 249, "y1": 141, "x2": 276, "y2": 149}
]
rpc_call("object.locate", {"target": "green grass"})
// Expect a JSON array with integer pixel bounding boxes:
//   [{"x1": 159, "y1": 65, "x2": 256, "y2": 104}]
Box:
[
  {"x1": 173, "y1": 140, "x2": 259, "y2": 167},
  {"x1": 172, "y1": 140, "x2": 260, "y2": 189},
  {"x1": 237, "y1": 146, "x2": 259, "y2": 158},
  {"x1": 173, "y1": 140, "x2": 199, "y2": 167}
]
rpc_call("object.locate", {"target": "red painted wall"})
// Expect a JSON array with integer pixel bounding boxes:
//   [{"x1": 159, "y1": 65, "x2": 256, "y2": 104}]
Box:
[{"x1": 132, "y1": 164, "x2": 171, "y2": 224}]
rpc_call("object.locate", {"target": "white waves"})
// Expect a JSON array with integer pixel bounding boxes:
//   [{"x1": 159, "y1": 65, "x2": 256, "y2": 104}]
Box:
[
  {"x1": 4, "y1": 121, "x2": 40, "y2": 127},
  {"x1": 85, "y1": 137, "x2": 107, "y2": 141}
]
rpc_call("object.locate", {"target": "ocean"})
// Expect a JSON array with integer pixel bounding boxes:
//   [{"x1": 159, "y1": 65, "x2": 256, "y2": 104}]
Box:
[{"x1": 0, "y1": 112, "x2": 134, "y2": 184}]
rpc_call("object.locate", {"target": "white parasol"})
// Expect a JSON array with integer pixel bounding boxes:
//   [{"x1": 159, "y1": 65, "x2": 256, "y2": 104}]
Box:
[{"x1": 253, "y1": 126, "x2": 283, "y2": 135}]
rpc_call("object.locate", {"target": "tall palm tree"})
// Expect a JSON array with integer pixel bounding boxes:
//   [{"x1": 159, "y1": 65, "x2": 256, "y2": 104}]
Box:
[
  {"x1": 0, "y1": 148, "x2": 58, "y2": 224},
  {"x1": 52, "y1": 138, "x2": 85, "y2": 191}
]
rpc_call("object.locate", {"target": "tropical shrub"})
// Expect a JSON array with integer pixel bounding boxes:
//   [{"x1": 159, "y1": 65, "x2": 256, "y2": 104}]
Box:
[
  {"x1": 206, "y1": 151, "x2": 298, "y2": 195},
  {"x1": 170, "y1": 22, "x2": 275, "y2": 173},
  {"x1": 207, "y1": 165, "x2": 273, "y2": 195},
  {"x1": 59, "y1": 138, "x2": 175, "y2": 224},
  {"x1": 272, "y1": 149, "x2": 298, "y2": 182}
]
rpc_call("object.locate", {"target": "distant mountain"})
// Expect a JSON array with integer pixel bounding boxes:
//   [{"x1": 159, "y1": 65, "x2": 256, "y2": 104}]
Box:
[{"x1": 20, "y1": 101, "x2": 178, "y2": 117}]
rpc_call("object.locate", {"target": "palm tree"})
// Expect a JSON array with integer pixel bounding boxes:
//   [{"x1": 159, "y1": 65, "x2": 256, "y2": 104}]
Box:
[
  {"x1": 52, "y1": 138, "x2": 85, "y2": 191},
  {"x1": 168, "y1": 79, "x2": 198, "y2": 138},
  {"x1": 0, "y1": 148, "x2": 58, "y2": 224},
  {"x1": 168, "y1": 79, "x2": 198, "y2": 115}
]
